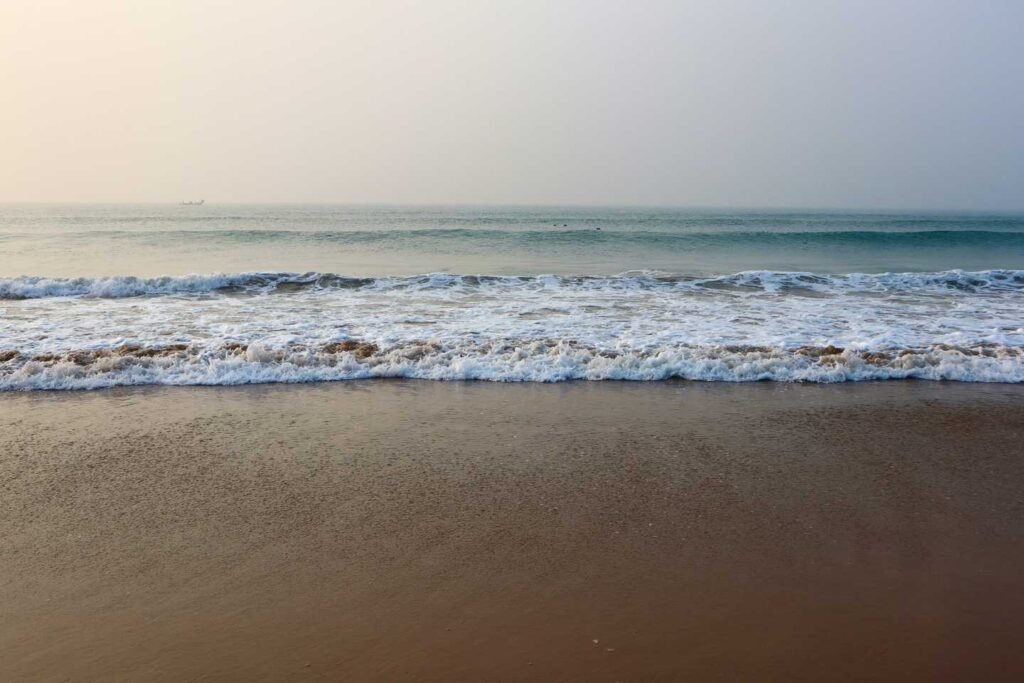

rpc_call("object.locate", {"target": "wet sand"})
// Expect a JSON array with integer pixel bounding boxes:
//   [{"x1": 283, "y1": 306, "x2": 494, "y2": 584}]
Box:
[{"x1": 2, "y1": 380, "x2": 1023, "y2": 682}]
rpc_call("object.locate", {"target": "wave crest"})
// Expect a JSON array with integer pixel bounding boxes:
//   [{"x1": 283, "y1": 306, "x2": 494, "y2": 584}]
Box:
[
  {"x1": 1, "y1": 340, "x2": 1022, "y2": 389},
  {"x1": 3, "y1": 269, "x2": 1024, "y2": 299}
]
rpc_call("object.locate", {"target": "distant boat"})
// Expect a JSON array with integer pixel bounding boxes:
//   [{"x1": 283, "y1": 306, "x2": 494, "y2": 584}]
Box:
[{"x1": 180, "y1": 199, "x2": 205, "y2": 206}]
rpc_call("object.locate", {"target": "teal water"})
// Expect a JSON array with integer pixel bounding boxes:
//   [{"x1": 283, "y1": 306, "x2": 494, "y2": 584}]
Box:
[{"x1": 2, "y1": 204, "x2": 1023, "y2": 277}]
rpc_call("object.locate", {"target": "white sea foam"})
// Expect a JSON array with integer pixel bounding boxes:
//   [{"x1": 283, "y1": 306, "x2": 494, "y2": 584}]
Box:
[
  {"x1": 2, "y1": 269, "x2": 1023, "y2": 389},
  {"x1": 1, "y1": 341, "x2": 1022, "y2": 390}
]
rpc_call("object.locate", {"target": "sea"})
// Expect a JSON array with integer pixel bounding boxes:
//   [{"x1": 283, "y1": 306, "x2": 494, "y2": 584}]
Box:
[{"x1": 2, "y1": 204, "x2": 1023, "y2": 389}]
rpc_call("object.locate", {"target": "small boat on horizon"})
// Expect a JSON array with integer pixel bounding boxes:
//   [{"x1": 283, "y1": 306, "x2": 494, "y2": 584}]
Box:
[{"x1": 180, "y1": 199, "x2": 205, "y2": 206}]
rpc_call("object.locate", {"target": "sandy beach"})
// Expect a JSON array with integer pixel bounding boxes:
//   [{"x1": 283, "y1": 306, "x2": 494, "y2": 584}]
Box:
[
  {"x1": 1, "y1": 380, "x2": 1022, "y2": 681},
  {"x1": 6, "y1": 0, "x2": 1024, "y2": 678}
]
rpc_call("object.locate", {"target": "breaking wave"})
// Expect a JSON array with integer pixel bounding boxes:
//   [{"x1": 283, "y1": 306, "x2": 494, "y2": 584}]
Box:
[
  {"x1": 1, "y1": 340, "x2": 1022, "y2": 390},
  {"x1": 4, "y1": 269, "x2": 1024, "y2": 299},
  {"x1": 4, "y1": 266, "x2": 1023, "y2": 389}
]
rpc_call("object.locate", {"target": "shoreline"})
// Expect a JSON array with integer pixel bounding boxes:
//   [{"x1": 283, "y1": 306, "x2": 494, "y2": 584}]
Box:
[{"x1": 2, "y1": 381, "x2": 1023, "y2": 681}]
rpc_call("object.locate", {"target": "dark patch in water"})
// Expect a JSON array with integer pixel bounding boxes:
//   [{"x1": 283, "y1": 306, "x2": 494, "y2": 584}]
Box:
[
  {"x1": 322, "y1": 341, "x2": 378, "y2": 358},
  {"x1": 115, "y1": 343, "x2": 190, "y2": 358},
  {"x1": 724, "y1": 345, "x2": 774, "y2": 353},
  {"x1": 796, "y1": 345, "x2": 846, "y2": 358}
]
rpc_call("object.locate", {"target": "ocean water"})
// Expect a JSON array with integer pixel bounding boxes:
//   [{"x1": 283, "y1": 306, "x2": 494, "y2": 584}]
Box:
[{"x1": 2, "y1": 204, "x2": 1023, "y2": 389}]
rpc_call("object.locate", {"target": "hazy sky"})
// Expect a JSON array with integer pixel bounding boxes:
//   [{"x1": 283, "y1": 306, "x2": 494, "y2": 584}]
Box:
[{"x1": 2, "y1": 0, "x2": 1022, "y2": 208}]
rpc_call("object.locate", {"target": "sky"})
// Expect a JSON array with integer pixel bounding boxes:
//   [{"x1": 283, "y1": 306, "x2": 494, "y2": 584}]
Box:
[{"x1": 1, "y1": 0, "x2": 1022, "y2": 209}]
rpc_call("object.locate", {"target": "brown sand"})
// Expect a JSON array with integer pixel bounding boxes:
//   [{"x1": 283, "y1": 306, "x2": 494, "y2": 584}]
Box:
[{"x1": 1, "y1": 380, "x2": 1023, "y2": 682}]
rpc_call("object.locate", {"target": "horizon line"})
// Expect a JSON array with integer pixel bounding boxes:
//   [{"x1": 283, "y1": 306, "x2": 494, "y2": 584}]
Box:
[{"x1": 1, "y1": 201, "x2": 1023, "y2": 215}]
